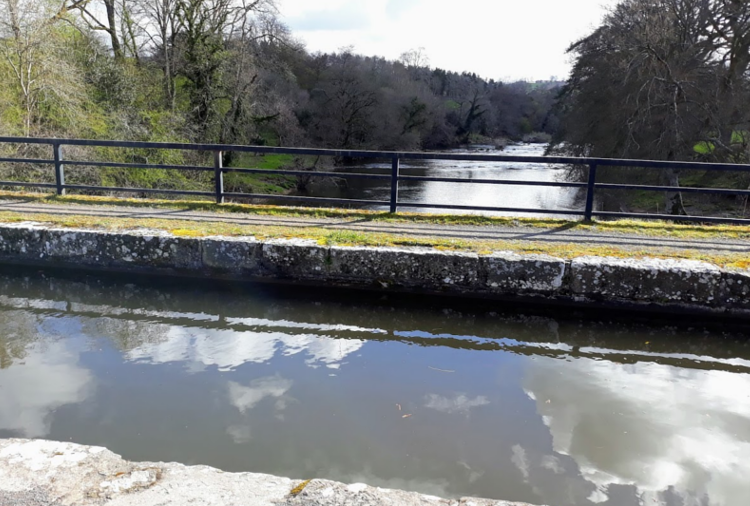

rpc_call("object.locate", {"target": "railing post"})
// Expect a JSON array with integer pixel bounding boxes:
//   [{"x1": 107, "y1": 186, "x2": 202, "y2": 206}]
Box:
[
  {"x1": 390, "y1": 156, "x2": 399, "y2": 213},
  {"x1": 214, "y1": 150, "x2": 224, "y2": 204},
  {"x1": 53, "y1": 142, "x2": 65, "y2": 195},
  {"x1": 584, "y1": 163, "x2": 597, "y2": 221}
]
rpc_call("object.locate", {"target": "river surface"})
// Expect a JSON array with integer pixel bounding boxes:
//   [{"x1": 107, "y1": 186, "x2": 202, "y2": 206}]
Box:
[
  {"x1": 0, "y1": 268, "x2": 749, "y2": 506},
  {"x1": 301, "y1": 144, "x2": 580, "y2": 217}
]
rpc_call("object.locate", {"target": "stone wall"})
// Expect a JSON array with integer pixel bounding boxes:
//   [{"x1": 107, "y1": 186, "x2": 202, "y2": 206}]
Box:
[{"x1": 0, "y1": 221, "x2": 748, "y2": 317}]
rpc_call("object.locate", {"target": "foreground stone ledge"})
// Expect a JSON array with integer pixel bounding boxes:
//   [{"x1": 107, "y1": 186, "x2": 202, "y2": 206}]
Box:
[
  {"x1": 0, "y1": 439, "x2": 538, "y2": 506},
  {"x1": 0, "y1": 222, "x2": 748, "y2": 317}
]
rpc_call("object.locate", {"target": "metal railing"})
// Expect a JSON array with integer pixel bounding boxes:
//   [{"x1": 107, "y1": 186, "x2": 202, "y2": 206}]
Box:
[{"x1": 1, "y1": 136, "x2": 750, "y2": 224}]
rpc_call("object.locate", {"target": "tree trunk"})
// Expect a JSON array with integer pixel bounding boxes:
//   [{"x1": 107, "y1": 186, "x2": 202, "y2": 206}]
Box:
[
  {"x1": 104, "y1": 0, "x2": 124, "y2": 61},
  {"x1": 664, "y1": 167, "x2": 687, "y2": 215}
]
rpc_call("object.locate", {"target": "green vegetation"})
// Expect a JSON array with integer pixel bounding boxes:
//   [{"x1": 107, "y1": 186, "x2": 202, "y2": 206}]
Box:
[
  {"x1": 6, "y1": 190, "x2": 750, "y2": 241},
  {"x1": 694, "y1": 132, "x2": 749, "y2": 155},
  {"x1": 0, "y1": 0, "x2": 560, "y2": 200},
  {"x1": 224, "y1": 154, "x2": 299, "y2": 195}
]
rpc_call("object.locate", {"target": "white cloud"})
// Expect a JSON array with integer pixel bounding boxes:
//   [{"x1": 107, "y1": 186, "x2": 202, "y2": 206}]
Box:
[
  {"x1": 228, "y1": 375, "x2": 294, "y2": 413},
  {"x1": 423, "y1": 393, "x2": 489, "y2": 414},
  {"x1": 523, "y1": 357, "x2": 750, "y2": 505},
  {"x1": 0, "y1": 341, "x2": 93, "y2": 437},
  {"x1": 512, "y1": 444, "x2": 530, "y2": 481},
  {"x1": 126, "y1": 326, "x2": 367, "y2": 371},
  {"x1": 226, "y1": 424, "x2": 253, "y2": 444},
  {"x1": 280, "y1": 0, "x2": 620, "y2": 80}
]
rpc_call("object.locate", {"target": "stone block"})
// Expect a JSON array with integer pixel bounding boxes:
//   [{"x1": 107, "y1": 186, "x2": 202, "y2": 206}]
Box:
[
  {"x1": 98, "y1": 230, "x2": 203, "y2": 270},
  {"x1": 570, "y1": 256, "x2": 722, "y2": 305},
  {"x1": 202, "y1": 236, "x2": 261, "y2": 275},
  {"x1": 0, "y1": 223, "x2": 47, "y2": 260},
  {"x1": 329, "y1": 246, "x2": 480, "y2": 289},
  {"x1": 482, "y1": 251, "x2": 567, "y2": 294},
  {"x1": 719, "y1": 269, "x2": 750, "y2": 310},
  {"x1": 261, "y1": 239, "x2": 329, "y2": 278},
  {"x1": 43, "y1": 228, "x2": 112, "y2": 266}
]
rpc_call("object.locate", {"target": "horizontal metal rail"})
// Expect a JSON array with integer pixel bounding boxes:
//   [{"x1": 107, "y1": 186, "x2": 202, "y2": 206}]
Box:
[
  {"x1": 402, "y1": 203, "x2": 584, "y2": 215},
  {"x1": 596, "y1": 183, "x2": 750, "y2": 196},
  {"x1": 594, "y1": 211, "x2": 750, "y2": 225},
  {"x1": 222, "y1": 193, "x2": 391, "y2": 207},
  {"x1": 398, "y1": 175, "x2": 587, "y2": 188},
  {"x1": 63, "y1": 185, "x2": 214, "y2": 197},
  {"x1": 0, "y1": 181, "x2": 57, "y2": 189},
  {"x1": 1, "y1": 136, "x2": 750, "y2": 224},
  {"x1": 0, "y1": 157, "x2": 54, "y2": 164},
  {"x1": 64, "y1": 160, "x2": 214, "y2": 172},
  {"x1": 2, "y1": 135, "x2": 750, "y2": 170},
  {"x1": 225, "y1": 167, "x2": 392, "y2": 180}
]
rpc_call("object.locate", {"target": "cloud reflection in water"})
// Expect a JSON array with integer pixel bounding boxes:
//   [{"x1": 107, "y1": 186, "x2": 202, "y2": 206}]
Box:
[{"x1": 524, "y1": 357, "x2": 750, "y2": 506}]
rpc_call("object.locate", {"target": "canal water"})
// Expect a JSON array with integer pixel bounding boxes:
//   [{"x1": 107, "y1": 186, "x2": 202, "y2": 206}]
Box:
[
  {"x1": 0, "y1": 268, "x2": 748, "y2": 506},
  {"x1": 301, "y1": 144, "x2": 580, "y2": 217}
]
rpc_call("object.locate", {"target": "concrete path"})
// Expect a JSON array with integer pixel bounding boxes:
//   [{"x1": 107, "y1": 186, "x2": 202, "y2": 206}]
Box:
[
  {"x1": 0, "y1": 198, "x2": 749, "y2": 256},
  {"x1": 0, "y1": 439, "x2": 539, "y2": 506}
]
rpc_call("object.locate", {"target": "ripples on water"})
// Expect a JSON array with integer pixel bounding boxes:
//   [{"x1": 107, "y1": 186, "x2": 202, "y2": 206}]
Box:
[{"x1": 0, "y1": 268, "x2": 748, "y2": 506}]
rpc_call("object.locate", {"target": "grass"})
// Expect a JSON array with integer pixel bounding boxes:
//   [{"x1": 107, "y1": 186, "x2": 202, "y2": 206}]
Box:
[
  {"x1": 223, "y1": 153, "x2": 298, "y2": 195},
  {"x1": 0, "y1": 205, "x2": 748, "y2": 269},
  {"x1": 3, "y1": 190, "x2": 750, "y2": 241}
]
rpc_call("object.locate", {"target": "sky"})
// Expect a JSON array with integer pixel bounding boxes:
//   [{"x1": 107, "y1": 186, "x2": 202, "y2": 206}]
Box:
[{"x1": 279, "y1": 0, "x2": 619, "y2": 82}]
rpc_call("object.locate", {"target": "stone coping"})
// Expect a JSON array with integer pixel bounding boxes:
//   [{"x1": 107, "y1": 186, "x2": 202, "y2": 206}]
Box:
[{"x1": 0, "y1": 439, "x2": 539, "y2": 506}]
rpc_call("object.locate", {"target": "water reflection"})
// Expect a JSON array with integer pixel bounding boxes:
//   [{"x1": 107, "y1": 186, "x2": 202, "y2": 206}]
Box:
[
  {"x1": 300, "y1": 143, "x2": 580, "y2": 217},
  {"x1": 424, "y1": 394, "x2": 490, "y2": 415},
  {"x1": 124, "y1": 328, "x2": 366, "y2": 371},
  {"x1": 0, "y1": 312, "x2": 93, "y2": 437},
  {"x1": 0, "y1": 269, "x2": 747, "y2": 505},
  {"x1": 525, "y1": 358, "x2": 750, "y2": 506}
]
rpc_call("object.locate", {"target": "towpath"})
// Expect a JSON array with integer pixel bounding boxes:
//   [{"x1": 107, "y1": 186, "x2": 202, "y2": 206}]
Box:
[{"x1": 0, "y1": 198, "x2": 748, "y2": 258}]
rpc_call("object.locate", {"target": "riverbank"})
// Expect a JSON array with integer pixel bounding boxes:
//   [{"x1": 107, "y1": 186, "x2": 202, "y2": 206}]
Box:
[
  {"x1": 0, "y1": 439, "x2": 533, "y2": 506},
  {"x1": 0, "y1": 217, "x2": 748, "y2": 318}
]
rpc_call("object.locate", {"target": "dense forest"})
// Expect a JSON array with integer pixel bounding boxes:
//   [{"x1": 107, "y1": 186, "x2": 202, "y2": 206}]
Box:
[
  {"x1": 0, "y1": 0, "x2": 560, "y2": 151},
  {"x1": 552, "y1": 0, "x2": 750, "y2": 216},
  {"x1": 7, "y1": 0, "x2": 748, "y2": 217}
]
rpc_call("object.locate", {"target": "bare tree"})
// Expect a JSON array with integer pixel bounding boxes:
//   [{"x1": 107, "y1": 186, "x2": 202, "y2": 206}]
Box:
[
  {"x1": 139, "y1": 0, "x2": 178, "y2": 106},
  {"x1": 399, "y1": 47, "x2": 429, "y2": 68},
  {"x1": 70, "y1": 0, "x2": 125, "y2": 60},
  {"x1": 0, "y1": 0, "x2": 86, "y2": 136},
  {"x1": 553, "y1": 0, "x2": 750, "y2": 214}
]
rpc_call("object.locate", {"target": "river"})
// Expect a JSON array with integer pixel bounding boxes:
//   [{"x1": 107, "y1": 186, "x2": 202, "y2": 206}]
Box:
[
  {"x1": 299, "y1": 143, "x2": 580, "y2": 217},
  {"x1": 0, "y1": 268, "x2": 748, "y2": 505}
]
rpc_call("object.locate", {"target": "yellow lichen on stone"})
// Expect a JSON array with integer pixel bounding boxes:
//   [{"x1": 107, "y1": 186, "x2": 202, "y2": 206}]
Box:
[{"x1": 289, "y1": 479, "x2": 312, "y2": 497}]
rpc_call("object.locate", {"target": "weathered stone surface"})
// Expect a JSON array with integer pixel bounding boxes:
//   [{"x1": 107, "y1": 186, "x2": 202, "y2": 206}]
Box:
[
  {"x1": 0, "y1": 439, "x2": 540, "y2": 506},
  {"x1": 97, "y1": 230, "x2": 203, "y2": 271},
  {"x1": 570, "y1": 256, "x2": 722, "y2": 304},
  {"x1": 0, "y1": 222, "x2": 47, "y2": 259},
  {"x1": 719, "y1": 269, "x2": 750, "y2": 310},
  {"x1": 483, "y1": 252, "x2": 566, "y2": 295},
  {"x1": 261, "y1": 238, "x2": 329, "y2": 278},
  {"x1": 202, "y1": 236, "x2": 261, "y2": 275},
  {"x1": 329, "y1": 246, "x2": 480, "y2": 290},
  {"x1": 43, "y1": 228, "x2": 114, "y2": 265},
  {"x1": 7, "y1": 225, "x2": 203, "y2": 272}
]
